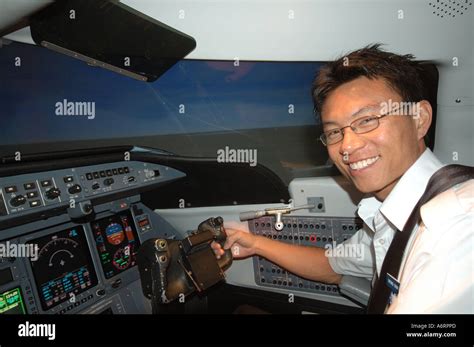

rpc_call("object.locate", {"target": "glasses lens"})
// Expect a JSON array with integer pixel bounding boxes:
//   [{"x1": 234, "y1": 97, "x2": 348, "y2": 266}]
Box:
[
  {"x1": 323, "y1": 129, "x2": 343, "y2": 145},
  {"x1": 353, "y1": 116, "x2": 379, "y2": 133}
]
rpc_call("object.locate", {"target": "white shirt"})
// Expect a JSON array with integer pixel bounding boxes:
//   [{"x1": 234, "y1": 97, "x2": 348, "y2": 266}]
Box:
[{"x1": 327, "y1": 149, "x2": 473, "y2": 313}]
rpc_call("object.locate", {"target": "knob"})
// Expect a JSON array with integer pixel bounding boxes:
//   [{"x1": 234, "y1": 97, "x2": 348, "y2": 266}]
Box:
[
  {"x1": 45, "y1": 187, "x2": 61, "y2": 199},
  {"x1": 68, "y1": 184, "x2": 82, "y2": 194},
  {"x1": 92, "y1": 183, "x2": 100, "y2": 190},
  {"x1": 127, "y1": 176, "x2": 136, "y2": 183},
  {"x1": 103, "y1": 178, "x2": 114, "y2": 186},
  {"x1": 10, "y1": 195, "x2": 26, "y2": 207}
]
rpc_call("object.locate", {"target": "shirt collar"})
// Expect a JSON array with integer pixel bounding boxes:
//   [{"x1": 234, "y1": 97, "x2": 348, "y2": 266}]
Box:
[{"x1": 358, "y1": 148, "x2": 444, "y2": 232}]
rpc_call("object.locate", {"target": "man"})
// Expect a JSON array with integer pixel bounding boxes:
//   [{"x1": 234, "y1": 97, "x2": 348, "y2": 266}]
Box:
[{"x1": 211, "y1": 44, "x2": 473, "y2": 313}]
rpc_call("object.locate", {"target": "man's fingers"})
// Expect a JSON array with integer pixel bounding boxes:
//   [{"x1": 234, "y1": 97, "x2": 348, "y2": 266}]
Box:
[{"x1": 224, "y1": 231, "x2": 241, "y2": 250}]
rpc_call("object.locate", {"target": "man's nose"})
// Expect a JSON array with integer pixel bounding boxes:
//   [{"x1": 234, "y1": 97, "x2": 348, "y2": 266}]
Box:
[{"x1": 339, "y1": 128, "x2": 366, "y2": 156}]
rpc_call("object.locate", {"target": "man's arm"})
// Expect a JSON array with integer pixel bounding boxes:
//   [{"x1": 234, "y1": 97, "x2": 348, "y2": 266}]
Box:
[{"x1": 212, "y1": 226, "x2": 342, "y2": 284}]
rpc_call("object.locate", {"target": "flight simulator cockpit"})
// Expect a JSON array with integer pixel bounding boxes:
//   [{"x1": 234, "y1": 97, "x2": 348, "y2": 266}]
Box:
[{"x1": 0, "y1": 0, "x2": 472, "y2": 344}]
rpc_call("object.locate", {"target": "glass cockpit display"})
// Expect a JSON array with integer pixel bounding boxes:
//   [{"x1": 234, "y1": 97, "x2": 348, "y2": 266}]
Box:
[
  {"x1": 0, "y1": 287, "x2": 26, "y2": 314},
  {"x1": 92, "y1": 211, "x2": 140, "y2": 279},
  {"x1": 28, "y1": 226, "x2": 98, "y2": 311}
]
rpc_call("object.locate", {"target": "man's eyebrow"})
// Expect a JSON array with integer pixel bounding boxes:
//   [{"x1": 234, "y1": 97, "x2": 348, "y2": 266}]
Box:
[{"x1": 322, "y1": 104, "x2": 381, "y2": 127}]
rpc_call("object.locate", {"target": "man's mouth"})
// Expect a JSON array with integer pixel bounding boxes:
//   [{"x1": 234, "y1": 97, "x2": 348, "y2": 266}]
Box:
[{"x1": 349, "y1": 155, "x2": 380, "y2": 171}]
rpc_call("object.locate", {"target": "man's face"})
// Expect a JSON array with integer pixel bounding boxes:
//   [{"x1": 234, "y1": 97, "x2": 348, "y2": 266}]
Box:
[{"x1": 321, "y1": 77, "x2": 426, "y2": 200}]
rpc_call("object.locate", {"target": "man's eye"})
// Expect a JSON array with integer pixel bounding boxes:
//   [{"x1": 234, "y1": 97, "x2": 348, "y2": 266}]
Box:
[
  {"x1": 326, "y1": 129, "x2": 340, "y2": 138},
  {"x1": 358, "y1": 117, "x2": 376, "y2": 126}
]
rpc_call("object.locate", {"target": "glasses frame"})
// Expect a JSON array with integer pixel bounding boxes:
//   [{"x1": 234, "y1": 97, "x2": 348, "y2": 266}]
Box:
[{"x1": 319, "y1": 112, "x2": 392, "y2": 146}]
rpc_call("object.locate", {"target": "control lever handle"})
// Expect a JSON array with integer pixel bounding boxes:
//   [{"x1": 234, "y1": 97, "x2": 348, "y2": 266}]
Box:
[
  {"x1": 197, "y1": 216, "x2": 233, "y2": 271},
  {"x1": 239, "y1": 204, "x2": 315, "y2": 231}
]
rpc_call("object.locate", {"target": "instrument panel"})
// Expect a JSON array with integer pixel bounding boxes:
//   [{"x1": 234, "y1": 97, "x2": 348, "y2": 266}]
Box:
[
  {"x1": 0, "y1": 159, "x2": 186, "y2": 315},
  {"x1": 0, "y1": 160, "x2": 185, "y2": 223}
]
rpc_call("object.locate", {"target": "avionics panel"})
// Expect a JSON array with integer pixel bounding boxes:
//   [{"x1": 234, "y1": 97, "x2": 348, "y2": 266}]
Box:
[
  {"x1": 91, "y1": 210, "x2": 140, "y2": 279},
  {"x1": 249, "y1": 216, "x2": 361, "y2": 296},
  {"x1": 0, "y1": 287, "x2": 26, "y2": 314},
  {"x1": 28, "y1": 226, "x2": 98, "y2": 311}
]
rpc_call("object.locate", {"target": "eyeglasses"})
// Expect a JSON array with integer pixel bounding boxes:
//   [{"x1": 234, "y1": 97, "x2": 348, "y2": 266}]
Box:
[{"x1": 319, "y1": 112, "x2": 391, "y2": 146}]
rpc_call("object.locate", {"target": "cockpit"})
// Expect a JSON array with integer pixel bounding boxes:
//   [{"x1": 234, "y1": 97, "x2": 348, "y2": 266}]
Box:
[{"x1": 0, "y1": 0, "x2": 472, "y2": 344}]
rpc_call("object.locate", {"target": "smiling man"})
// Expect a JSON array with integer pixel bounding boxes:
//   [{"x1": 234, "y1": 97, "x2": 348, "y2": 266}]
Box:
[{"x1": 212, "y1": 44, "x2": 473, "y2": 314}]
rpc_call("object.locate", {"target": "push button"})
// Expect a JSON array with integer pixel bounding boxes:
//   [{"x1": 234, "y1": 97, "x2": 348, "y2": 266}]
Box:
[
  {"x1": 29, "y1": 200, "x2": 41, "y2": 207},
  {"x1": 24, "y1": 182, "x2": 36, "y2": 190},
  {"x1": 26, "y1": 191, "x2": 38, "y2": 198},
  {"x1": 5, "y1": 186, "x2": 17, "y2": 193},
  {"x1": 40, "y1": 180, "x2": 52, "y2": 187}
]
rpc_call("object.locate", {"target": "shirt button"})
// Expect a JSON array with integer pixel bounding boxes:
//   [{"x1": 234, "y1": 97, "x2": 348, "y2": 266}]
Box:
[{"x1": 379, "y1": 239, "x2": 385, "y2": 245}]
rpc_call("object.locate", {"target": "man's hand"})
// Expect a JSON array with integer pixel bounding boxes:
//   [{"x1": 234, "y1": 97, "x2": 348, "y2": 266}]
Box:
[{"x1": 211, "y1": 221, "x2": 258, "y2": 259}]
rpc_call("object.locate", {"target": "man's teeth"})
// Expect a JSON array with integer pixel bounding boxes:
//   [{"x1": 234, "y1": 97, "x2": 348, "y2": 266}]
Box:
[{"x1": 349, "y1": 156, "x2": 379, "y2": 170}]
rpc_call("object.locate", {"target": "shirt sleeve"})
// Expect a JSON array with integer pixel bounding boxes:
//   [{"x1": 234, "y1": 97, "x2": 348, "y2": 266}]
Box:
[{"x1": 327, "y1": 226, "x2": 375, "y2": 281}]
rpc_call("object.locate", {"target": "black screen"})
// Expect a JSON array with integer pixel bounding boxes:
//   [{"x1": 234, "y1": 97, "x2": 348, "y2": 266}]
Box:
[
  {"x1": 28, "y1": 226, "x2": 98, "y2": 311},
  {"x1": 92, "y1": 211, "x2": 140, "y2": 279},
  {"x1": 30, "y1": 0, "x2": 196, "y2": 82}
]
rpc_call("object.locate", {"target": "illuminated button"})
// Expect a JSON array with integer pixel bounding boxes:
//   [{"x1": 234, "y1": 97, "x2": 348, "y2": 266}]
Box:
[
  {"x1": 5, "y1": 185, "x2": 17, "y2": 193},
  {"x1": 29, "y1": 200, "x2": 41, "y2": 207},
  {"x1": 316, "y1": 236, "x2": 321, "y2": 242},
  {"x1": 322, "y1": 237, "x2": 327, "y2": 242},
  {"x1": 348, "y1": 225, "x2": 353, "y2": 231},
  {"x1": 118, "y1": 168, "x2": 124, "y2": 174},
  {"x1": 40, "y1": 179, "x2": 52, "y2": 187},
  {"x1": 24, "y1": 182, "x2": 36, "y2": 190},
  {"x1": 66, "y1": 305, "x2": 73, "y2": 311},
  {"x1": 321, "y1": 225, "x2": 326, "y2": 229},
  {"x1": 124, "y1": 167, "x2": 130, "y2": 173},
  {"x1": 86, "y1": 173, "x2": 93, "y2": 180},
  {"x1": 261, "y1": 278, "x2": 266, "y2": 283},
  {"x1": 298, "y1": 283, "x2": 303, "y2": 288},
  {"x1": 74, "y1": 302, "x2": 80, "y2": 307},
  {"x1": 112, "y1": 169, "x2": 118, "y2": 175},
  {"x1": 342, "y1": 225, "x2": 347, "y2": 230},
  {"x1": 99, "y1": 171, "x2": 106, "y2": 178},
  {"x1": 93, "y1": 172, "x2": 100, "y2": 179},
  {"x1": 63, "y1": 176, "x2": 74, "y2": 183},
  {"x1": 106, "y1": 170, "x2": 113, "y2": 176},
  {"x1": 26, "y1": 191, "x2": 38, "y2": 198}
]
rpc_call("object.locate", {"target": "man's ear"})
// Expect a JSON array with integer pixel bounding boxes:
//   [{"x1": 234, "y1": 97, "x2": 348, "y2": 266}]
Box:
[{"x1": 415, "y1": 100, "x2": 432, "y2": 140}]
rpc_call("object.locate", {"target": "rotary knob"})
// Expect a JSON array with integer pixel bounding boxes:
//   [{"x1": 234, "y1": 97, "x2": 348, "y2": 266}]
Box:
[
  {"x1": 10, "y1": 195, "x2": 26, "y2": 207},
  {"x1": 45, "y1": 187, "x2": 61, "y2": 200}
]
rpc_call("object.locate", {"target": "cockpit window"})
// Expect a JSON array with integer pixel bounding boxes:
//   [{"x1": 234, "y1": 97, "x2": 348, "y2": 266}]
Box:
[{"x1": 1, "y1": 41, "x2": 327, "y2": 184}]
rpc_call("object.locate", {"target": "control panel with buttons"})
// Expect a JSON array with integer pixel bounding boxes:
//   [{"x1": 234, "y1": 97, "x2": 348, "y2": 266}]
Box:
[
  {"x1": 249, "y1": 216, "x2": 362, "y2": 296},
  {"x1": 0, "y1": 161, "x2": 184, "y2": 220}
]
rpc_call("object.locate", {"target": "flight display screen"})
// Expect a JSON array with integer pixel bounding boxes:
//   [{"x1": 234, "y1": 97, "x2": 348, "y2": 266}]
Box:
[
  {"x1": 91, "y1": 211, "x2": 140, "y2": 279},
  {"x1": 0, "y1": 287, "x2": 26, "y2": 314},
  {"x1": 28, "y1": 226, "x2": 98, "y2": 311}
]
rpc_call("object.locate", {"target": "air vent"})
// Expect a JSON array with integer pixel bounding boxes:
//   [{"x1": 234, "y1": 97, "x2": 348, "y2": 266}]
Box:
[{"x1": 429, "y1": 0, "x2": 472, "y2": 18}]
